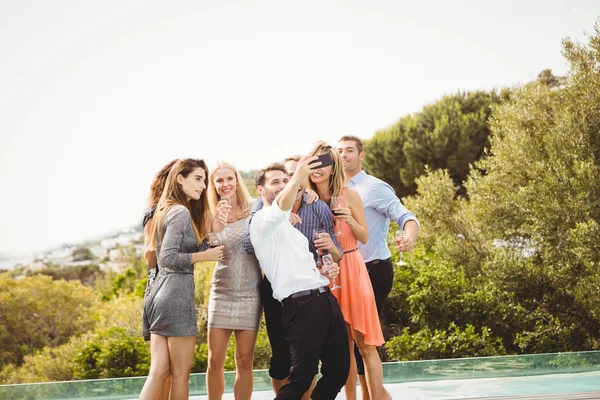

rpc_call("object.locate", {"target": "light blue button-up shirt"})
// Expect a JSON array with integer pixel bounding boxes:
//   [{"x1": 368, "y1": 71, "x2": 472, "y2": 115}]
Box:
[{"x1": 348, "y1": 170, "x2": 420, "y2": 263}]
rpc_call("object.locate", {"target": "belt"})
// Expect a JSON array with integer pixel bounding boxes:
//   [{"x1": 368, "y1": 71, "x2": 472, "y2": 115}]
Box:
[
  {"x1": 285, "y1": 286, "x2": 329, "y2": 301},
  {"x1": 343, "y1": 248, "x2": 357, "y2": 254},
  {"x1": 365, "y1": 257, "x2": 391, "y2": 266}
]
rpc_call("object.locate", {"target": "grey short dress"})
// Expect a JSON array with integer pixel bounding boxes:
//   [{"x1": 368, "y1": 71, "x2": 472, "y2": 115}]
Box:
[
  {"x1": 208, "y1": 216, "x2": 262, "y2": 330},
  {"x1": 143, "y1": 205, "x2": 202, "y2": 338}
]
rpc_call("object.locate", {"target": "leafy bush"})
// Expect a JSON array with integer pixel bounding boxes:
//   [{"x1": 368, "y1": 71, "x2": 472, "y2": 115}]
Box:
[{"x1": 385, "y1": 323, "x2": 506, "y2": 361}]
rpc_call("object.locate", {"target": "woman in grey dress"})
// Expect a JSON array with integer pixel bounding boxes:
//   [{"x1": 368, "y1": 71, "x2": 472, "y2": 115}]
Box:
[
  {"x1": 205, "y1": 161, "x2": 262, "y2": 400},
  {"x1": 139, "y1": 158, "x2": 224, "y2": 400}
]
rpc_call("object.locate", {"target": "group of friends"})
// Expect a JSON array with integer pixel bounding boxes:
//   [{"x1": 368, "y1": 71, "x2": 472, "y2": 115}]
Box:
[{"x1": 138, "y1": 136, "x2": 420, "y2": 400}]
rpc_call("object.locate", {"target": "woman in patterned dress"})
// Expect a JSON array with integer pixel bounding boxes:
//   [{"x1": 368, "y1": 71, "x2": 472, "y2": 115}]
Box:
[
  {"x1": 139, "y1": 159, "x2": 225, "y2": 400},
  {"x1": 205, "y1": 161, "x2": 262, "y2": 400}
]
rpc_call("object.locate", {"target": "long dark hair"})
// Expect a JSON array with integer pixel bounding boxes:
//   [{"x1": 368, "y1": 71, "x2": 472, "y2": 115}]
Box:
[
  {"x1": 148, "y1": 158, "x2": 210, "y2": 250},
  {"x1": 149, "y1": 159, "x2": 178, "y2": 207}
]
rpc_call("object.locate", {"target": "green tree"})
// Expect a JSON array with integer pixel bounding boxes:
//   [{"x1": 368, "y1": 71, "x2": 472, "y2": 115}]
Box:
[
  {"x1": 0, "y1": 274, "x2": 97, "y2": 368},
  {"x1": 73, "y1": 327, "x2": 150, "y2": 379},
  {"x1": 390, "y1": 23, "x2": 600, "y2": 359},
  {"x1": 363, "y1": 90, "x2": 508, "y2": 198},
  {"x1": 29, "y1": 264, "x2": 103, "y2": 286},
  {"x1": 72, "y1": 247, "x2": 95, "y2": 262}
]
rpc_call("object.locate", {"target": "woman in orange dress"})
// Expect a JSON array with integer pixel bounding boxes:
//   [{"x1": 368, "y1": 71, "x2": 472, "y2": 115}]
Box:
[{"x1": 308, "y1": 142, "x2": 386, "y2": 400}]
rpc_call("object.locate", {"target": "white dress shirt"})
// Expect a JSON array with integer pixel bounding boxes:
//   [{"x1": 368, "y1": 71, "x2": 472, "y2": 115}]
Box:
[{"x1": 250, "y1": 200, "x2": 330, "y2": 301}]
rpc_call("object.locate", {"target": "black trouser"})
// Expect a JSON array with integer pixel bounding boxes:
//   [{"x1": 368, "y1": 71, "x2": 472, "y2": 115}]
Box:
[
  {"x1": 354, "y1": 258, "x2": 394, "y2": 375},
  {"x1": 277, "y1": 288, "x2": 350, "y2": 400},
  {"x1": 260, "y1": 276, "x2": 291, "y2": 380}
]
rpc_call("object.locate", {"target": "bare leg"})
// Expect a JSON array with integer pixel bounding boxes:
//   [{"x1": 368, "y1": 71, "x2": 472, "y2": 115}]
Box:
[
  {"x1": 139, "y1": 334, "x2": 171, "y2": 400},
  {"x1": 158, "y1": 375, "x2": 172, "y2": 400},
  {"x1": 343, "y1": 323, "x2": 358, "y2": 400},
  {"x1": 167, "y1": 336, "x2": 196, "y2": 400},
  {"x1": 206, "y1": 328, "x2": 233, "y2": 400},
  {"x1": 358, "y1": 374, "x2": 369, "y2": 400},
  {"x1": 233, "y1": 330, "x2": 258, "y2": 400},
  {"x1": 354, "y1": 330, "x2": 383, "y2": 400}
]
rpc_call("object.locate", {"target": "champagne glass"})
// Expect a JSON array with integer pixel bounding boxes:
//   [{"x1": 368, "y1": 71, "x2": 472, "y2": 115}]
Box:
[
  {"x1": 395, "y1": 230, "x2": 408, "y2": 266},
  {"x1": 208, "y1": 232, "x2": 223, "y2": 248},
  {"x1": 322, "y1": 253, "x2": 341, "y2": 290},
  {"x1": 330, "y1": 195, "x2": 346, "y2": 236},
  {"x1": 313, "y1": 228, "x2": 327, "y2": 267},
  {"x1": 221, "y1": 197, "x2": 232, "y2": 232}
]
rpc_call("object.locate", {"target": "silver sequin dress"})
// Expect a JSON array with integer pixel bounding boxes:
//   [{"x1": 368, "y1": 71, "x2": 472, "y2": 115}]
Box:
[
  {"x1": 208, "y1": 217, "x2": 262, "y2": 330},
  {"x1": 144, "y1": 205, "x2": 200, "y2": 338}
]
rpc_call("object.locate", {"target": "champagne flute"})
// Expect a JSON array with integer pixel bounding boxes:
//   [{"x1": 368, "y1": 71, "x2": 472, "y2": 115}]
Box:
[
  {"x1": 221, "y1": 197, "x2": 232, "y2": 232},
  {"x1": 330, "y1": 195, "x2": 346, "y2": 236},
  {"x1": 322, "y1": 253, "x2": 341, "y2": 290},
  {"x1": 313, "y1": 228, "x2": 327, "y2": 267},
  {"x1": 395, "y1": 230, "x2": 408, "y2": 266}
]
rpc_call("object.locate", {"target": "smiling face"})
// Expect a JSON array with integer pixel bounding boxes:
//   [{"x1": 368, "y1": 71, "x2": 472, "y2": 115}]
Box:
[
  {"x1": 309, "y1": 162, "x2": 333, "y2": 186},
  {"x1": 177, "y1": 167, "x2": 207, "y2": 201},
  {"x1": 212, "y1": 167, "x2": 237, "y2": 199},
  {"x1": 258, "y1": 169, "x2": 289, "y2": 206},
  {"x1": 337, "y1": 139, "x2": 365, "y2": 176}
]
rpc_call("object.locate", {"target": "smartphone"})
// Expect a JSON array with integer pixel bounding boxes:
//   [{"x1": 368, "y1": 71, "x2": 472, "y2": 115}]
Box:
[{"x1": 310, "y1": 153, "x2": 334, "y2": 169}]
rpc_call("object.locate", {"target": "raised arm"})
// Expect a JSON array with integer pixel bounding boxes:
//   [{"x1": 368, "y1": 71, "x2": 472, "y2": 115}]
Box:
[{"x1": 275, "y1": 155, "x2": 319, "y2": 211}]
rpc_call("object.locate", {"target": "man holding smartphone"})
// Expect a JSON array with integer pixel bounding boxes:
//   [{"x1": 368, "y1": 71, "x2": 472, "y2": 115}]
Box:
[
  {"x1": 337, "y1": 135, "x2": 420, "y2": 399},
  {"x1": 244, "y1": 154, "x2": 342, "y2": 399},
  {"x1": 250, "y1": 156, "x2": 349, "y2": 400}
]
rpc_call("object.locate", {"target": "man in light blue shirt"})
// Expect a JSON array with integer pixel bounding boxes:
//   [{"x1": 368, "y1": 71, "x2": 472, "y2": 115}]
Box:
[{"x1": 338, "y1": 135, "x2": 420, "y2": 399}]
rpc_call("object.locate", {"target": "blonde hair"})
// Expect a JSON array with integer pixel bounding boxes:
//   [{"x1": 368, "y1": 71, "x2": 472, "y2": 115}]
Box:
[
  {"x1": 207, "y1": 161, "x2": 253, "y2": 219},
  {"x1": 307, "y1": 142, "x2": 346, "y2": 197},
  {"x1": 148, "y1": 158, "x2": 210, "y2": 250}
]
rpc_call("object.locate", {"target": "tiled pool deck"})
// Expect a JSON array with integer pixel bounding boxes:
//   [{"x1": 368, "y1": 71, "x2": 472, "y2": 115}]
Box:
[{"x1": 2, "y1": 351, "x2": 600, "y2": 399}]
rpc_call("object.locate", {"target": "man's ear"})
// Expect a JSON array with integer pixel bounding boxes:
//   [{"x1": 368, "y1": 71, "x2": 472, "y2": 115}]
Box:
[
  {"x1": 359, "y1": 151, "x2": 366, "y2": 162},
  {"x1": 257, "y1": 185, "x2": 265, "y2": 196}
]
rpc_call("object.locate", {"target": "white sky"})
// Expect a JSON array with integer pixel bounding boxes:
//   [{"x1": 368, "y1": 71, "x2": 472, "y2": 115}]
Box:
[{"x1": 1, "y1": 0, "x2": 598, "y2": 254}]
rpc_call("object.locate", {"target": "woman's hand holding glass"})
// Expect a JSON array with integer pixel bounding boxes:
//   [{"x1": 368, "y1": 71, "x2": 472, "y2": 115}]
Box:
[
  {"x1": 216, "y1": 198, "x2": 232, "y2": 230},
  {"x1": 330, "y1": 206, "x2": 356, "y2": 227},
  {"x1": 206, "y1": 232, "x2": 225, "y2": 261},
  {"x1": 330, "y1": 196, "x2": 346, "y2": 236}
]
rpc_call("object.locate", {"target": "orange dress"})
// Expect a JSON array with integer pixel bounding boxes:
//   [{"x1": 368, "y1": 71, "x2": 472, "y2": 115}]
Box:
[{"x1": 332, "y1": 208, "x2": 384, "y2": 346}]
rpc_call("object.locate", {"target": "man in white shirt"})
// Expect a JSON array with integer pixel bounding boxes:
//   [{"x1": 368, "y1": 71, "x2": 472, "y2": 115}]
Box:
[{"x1": 250, "y1": 157, "x2": 350, "y2": 400}]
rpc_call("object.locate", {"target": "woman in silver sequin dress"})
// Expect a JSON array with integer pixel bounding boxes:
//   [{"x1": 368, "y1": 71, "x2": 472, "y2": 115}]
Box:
[
  {"x1": 205, "y1": 161, "x2": 262, "y2": 400},
  {"x1": 139, "y1": 159, "x2": 224, "y2": 400}
]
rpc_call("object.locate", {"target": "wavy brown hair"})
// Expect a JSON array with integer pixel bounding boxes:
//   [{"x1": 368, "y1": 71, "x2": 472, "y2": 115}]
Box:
[
  {"x1": 148, "y1": 158, "x2": 210, "y2": 250},
  {"x1": 149, "y1": 159, "x2": 178, "y2": 207},
  {"x1": 207, "y1": 161, "x2": 253, "y2": 220},
  {"x1": 307, "y1": 142, "x2": 346, "y2": 197}
]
